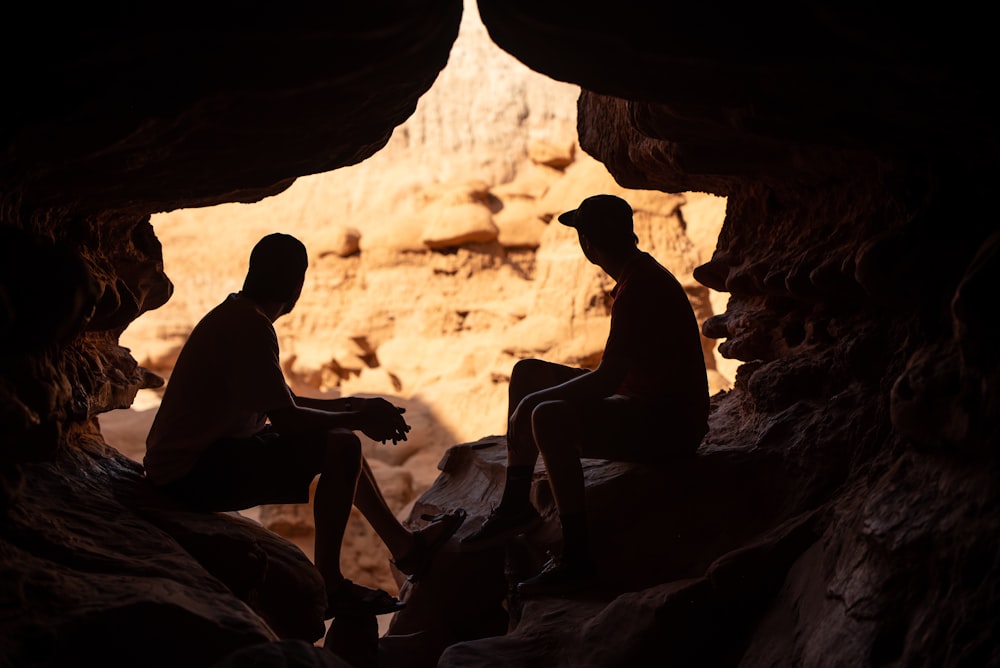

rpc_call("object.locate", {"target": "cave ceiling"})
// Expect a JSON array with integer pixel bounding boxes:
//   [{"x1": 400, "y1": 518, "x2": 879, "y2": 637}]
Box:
[
  {"x1": 2, "y1": 2, "x2": 993, "y2": 223},
  {"x1": 1, "y1": 2, "x2": 464, "y2": 220}
]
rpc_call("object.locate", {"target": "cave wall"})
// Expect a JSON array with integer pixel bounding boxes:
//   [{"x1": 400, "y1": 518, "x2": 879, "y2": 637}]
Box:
[
  {"x1": 475, "y1": 3, "x2": 998, "y2": 664},
  {"x1": 1, "y1": 1, "x2": 997, "y2": 666}
]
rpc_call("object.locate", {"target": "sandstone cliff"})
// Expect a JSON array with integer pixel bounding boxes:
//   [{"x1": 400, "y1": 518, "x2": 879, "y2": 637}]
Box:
[{"x1": 1, "y1": 2, "x2": 996, "y2": 667}]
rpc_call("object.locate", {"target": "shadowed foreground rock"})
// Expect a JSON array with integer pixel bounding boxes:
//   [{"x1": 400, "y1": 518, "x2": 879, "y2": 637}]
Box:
[
  {"x1": 380, "y1": 431, "x2": 823, "y2": 667},
  {"x1": 0, "y1": 424, "x2": 330, "y2": 666}
]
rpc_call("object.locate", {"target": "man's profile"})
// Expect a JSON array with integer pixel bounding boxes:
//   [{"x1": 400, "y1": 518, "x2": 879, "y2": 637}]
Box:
[
  {"x1": 144, "y1": 233, "x2": 464, "y2": 617},
  {"x1": 460, "y1": 194, "x2": 709, "y2": 596}
]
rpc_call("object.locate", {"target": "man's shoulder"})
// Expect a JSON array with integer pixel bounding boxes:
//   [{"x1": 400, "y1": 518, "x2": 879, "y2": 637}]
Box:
[
  {"x1": 639, "y1": 250, "x2": 673, "y2": 273},
  {"x1": 623, "y1": 252, "x2": 682, "y2": 291},
  {"x1": 201, "y1": 293, "x2": 268, "y2": 325},
  {"x1": 188, "y1": 294, "x2": 273, "y2": 344}
]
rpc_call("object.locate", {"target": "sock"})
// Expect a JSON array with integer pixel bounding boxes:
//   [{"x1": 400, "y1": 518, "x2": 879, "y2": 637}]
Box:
[
  {"x1": 559, "y1": 512, "x2": 590, "y2": 565},
  {"x1": 499, "y1": 465, "x2": 533, "y2": 511}
]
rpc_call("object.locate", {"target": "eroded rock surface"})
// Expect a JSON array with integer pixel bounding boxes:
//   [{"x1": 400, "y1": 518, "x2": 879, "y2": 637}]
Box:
[
  {"x1": 2, "y1": 1, "x2": 997, "y2": 667},
  {"x1": 0, "y1": 423, "x2": 329, "y2": 665}
]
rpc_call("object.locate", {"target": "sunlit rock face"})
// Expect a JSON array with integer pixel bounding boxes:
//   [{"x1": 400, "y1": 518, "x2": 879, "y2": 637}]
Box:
[{"x1": 1, "y1": 1, "x2": 997, "y2": 667}]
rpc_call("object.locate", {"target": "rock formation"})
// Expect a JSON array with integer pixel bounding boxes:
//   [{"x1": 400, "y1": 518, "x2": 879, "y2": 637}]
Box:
[{"x1": 1, "y1": 2, "x2": 996, "y2": 668}]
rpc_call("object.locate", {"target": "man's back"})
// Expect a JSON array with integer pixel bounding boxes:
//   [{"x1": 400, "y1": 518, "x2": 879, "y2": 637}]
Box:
[
  {"x1": 143, "y1": 293, "x2": 292, "y2": 485},
  {"x1": 605, "y1": 251, "x2": 709, "y2": 419}
]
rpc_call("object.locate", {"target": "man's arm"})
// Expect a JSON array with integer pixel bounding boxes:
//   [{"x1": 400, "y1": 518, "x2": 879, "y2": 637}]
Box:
[
  {"x1": 268, "y1": 396, "x2": 410, "y2": 444},
  {"x1": 294, "y1": 394, "x2": 353, "y2": 412}
]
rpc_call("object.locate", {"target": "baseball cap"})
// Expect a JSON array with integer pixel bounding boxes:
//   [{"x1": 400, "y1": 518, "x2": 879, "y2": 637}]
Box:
[{"x1": 558, "y1": 194, "x2": 638, "y2": 245}]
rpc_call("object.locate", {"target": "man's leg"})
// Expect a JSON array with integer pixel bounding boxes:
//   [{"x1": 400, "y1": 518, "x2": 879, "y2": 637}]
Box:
[
  {"x1": 517, "y1": 396, "x2": 670, "y2": 595},
  {"x1": 352, "y1": 457, "x2": 412, "y2": 559},
  {"x1": 514, "y1": 398, "x2": 596, "y2": 596},
  {"x1": 461, "y1": 359, "x2": 585, "y2": 547},
  {"x1": 313, "y1": 429, "x2": 364, "y2": 592},
  {"x1": 353, "y1": 455, "x2": 466, "y2": 580},
  {"x1": 314, "y1": 431, "x2": 415, "y2": 616},
  {"x1": 505, "y1": 358, "x2": 587, "y2": 461},
  {"x1": 531, "y1": 399, "x2": 586, "y2": 518}
]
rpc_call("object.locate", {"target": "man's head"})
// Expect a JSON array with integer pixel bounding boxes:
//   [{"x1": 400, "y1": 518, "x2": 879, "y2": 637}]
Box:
[
  {"x1": 242, "y1": 233, "x2": 308, "y2": 315},
  {"x1": 558, "y1": 194, "x2": 639, "y2": 255}
]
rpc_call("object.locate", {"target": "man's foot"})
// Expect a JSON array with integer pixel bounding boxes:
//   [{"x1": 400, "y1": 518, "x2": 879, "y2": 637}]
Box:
[
  {"x1": 516, "y1": 555, "x2": 596, "y2": 597},
  {"x1": 391, "y1": 508, "x2": 467, "y2": 581},
  {"x1": 459, "y1": 504, "x2": 542, "y2": 550},
  {"x1": 325, "y1": 579, "x2": 406, "y2": 619}
]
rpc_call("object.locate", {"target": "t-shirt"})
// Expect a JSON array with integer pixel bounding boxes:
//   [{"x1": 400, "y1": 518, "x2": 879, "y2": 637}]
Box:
[
  {"x1": 143, "y1": 293, "x2": 294, "y2": 485},
  {"x1": 603, "y1": 252, "x2": 709, "y2": 422}
]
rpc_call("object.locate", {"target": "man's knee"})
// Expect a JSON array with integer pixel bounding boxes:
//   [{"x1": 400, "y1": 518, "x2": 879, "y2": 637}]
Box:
[
  {"x1": 531, "y1": 400, "x2": 578, "y2": 448},
  {"x1": 510, "y1": 358, "x2": 543, "y2": 391},
  {"x1": 321, "y1": 429, "x2": 362, "y2": 471},
  {"x1": 512, "y1": 358, "x2": 564, "y2": 379},
  {"x1": 510, "y1": 359, "x2": 580, "y2": 395}
]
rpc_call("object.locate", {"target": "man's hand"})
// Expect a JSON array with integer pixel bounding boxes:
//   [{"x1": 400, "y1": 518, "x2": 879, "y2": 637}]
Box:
[{"x1": 357, "y1": 397, "x2": 411, "y2": 445}]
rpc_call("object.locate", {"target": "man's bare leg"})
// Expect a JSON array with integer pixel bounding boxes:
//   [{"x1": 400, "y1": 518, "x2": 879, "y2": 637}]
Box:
[
  {"x1": 517, "y1": 399, "x2": 596, "y2": 596},
  {"x1": 352, "y1": 457, "x2": 411, "y2": 558},
  {"x1": 353, "y1": 456, "x2": 465, "y2": 576},
  {"x1": 461, "y1": 359, "x2": 584, "y2": 547},
  {"x1": 506, "y1": 358, "x2": 586, "y2": 466},
  {"x1": 313, "y1": 430, "x2": 364, "y2": 592},
  {"x1": 531, "y1": 400, "x2": 586, "y2": 517}
]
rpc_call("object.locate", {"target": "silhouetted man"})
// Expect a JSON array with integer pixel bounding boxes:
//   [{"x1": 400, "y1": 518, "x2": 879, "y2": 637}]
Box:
[
  {"x1": 461, "y1": 195, "x2": 709, "y2": 596},
  {"x1": 144, "y1": 233, "x2": 464, "y2": 617}
]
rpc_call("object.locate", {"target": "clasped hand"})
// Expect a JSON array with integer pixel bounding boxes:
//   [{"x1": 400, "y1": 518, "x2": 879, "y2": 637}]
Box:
[{"x1": 357, "y1": 397, "x2": 410, "y2": 445}]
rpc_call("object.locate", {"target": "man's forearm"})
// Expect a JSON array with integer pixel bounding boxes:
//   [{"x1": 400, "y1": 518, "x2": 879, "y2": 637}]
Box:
[
  {"x1": 268, "y1": 403, "x2": 358, "y2": 434},
  {"x1": 293, "y1": 394, "x2": 356, "y2": 412},
  {"x1": 270, "y1": 396, "x2": 410, "y2": 444}
]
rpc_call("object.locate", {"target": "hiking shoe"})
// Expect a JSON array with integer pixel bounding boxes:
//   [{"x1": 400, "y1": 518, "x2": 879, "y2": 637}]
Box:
[
  {"x1": 459, "y1": 504, "x2": 542, "y2": 550},
  {"x1": 516, "y1": 555, "x2": 596, "y2": 597}
]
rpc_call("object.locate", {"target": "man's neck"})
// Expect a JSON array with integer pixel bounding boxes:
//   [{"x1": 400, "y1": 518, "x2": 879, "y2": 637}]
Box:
[
  {"x1": 601, "y1": 247, "x2": 642, "y2": 282},
  {"x1": 239, "y1": 291, "x2": 284, "y2": 323}
]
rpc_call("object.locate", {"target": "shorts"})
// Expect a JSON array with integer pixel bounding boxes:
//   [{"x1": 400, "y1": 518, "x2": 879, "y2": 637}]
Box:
[
  {"x1": 158, "y1": 427, "x2": 327, "y2": 512},
  {"x1": 571, "y1": 395, "x2": 706, "y2": 467},
  {"x1": 510, "y1": 360, "x2": 707, "y2": 468}
]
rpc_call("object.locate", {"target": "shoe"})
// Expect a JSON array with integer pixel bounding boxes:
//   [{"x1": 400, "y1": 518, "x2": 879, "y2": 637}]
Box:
[
  {"x1": 516, "y1": 555, "x2": 595, "y2": 597},
  {"x1": 325, "y1": 579, "x2": 406, "y2": 619},
  {"x1": 459, "y1": 504, "x2": 541, "y2": 550},
  {"x1": 391, "y1": 509, "x2": 467, "y2": 581}
]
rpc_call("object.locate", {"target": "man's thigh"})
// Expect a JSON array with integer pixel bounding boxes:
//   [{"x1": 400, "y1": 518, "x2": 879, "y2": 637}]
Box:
[
  {"x1": 510, "y1": 358, "x2": 588, "y2": 399},
  {"x1": 161, "y1": 429, "x2": 326, "y2": 512},
  {"x1": 574, "y1": 396, "x2": 702, "y2": 465}
]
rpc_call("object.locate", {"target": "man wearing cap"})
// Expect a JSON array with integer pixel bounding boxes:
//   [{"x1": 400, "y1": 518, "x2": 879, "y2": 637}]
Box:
[
  {"x1": 460, "y1": 194, "x2": 709, "y2": 596},
  {"x1": 144, "y1": 232, "x2": 465, "y2": 619}
]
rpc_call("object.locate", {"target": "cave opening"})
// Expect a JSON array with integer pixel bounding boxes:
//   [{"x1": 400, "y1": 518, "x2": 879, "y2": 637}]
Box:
[{"x1": 90, "y1": 3, "x2": 730, "y2": 641}]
